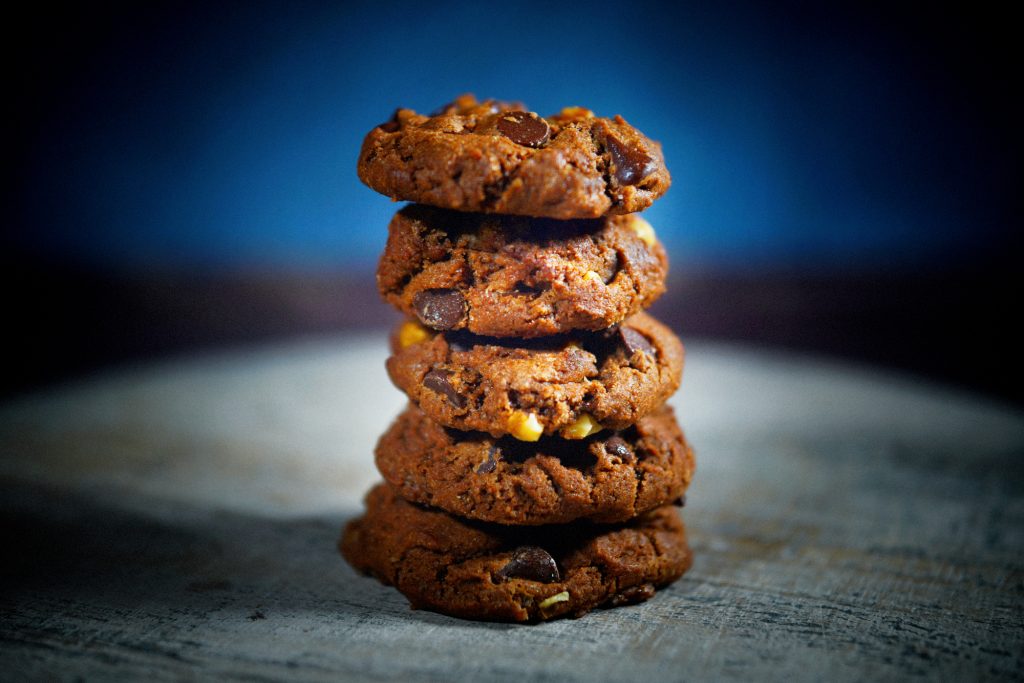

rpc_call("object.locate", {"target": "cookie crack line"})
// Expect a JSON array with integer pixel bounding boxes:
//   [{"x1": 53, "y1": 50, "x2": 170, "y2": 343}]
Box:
[
  {"x1": 481, "y1": 159, "x2": 522, "y2": 213},
  {"x1": 535, "y1": 459, "x2": 561, "y2": 502},
  {"x1": 592, "y1": 130, "x2": 617, "y2": 206},
  {"x1": 632, "y1": 467, "x2": 646, "y2": 519}
]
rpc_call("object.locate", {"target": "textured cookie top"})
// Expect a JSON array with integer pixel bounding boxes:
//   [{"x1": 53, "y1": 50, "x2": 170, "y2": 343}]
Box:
[
  {"x1": 377, "y1": 204, "x2": 668, "y2": 337},
  {"x1": 340, "y1": 483, "x2": 692, "y2": 622},
  {"x1": 376, "y1": 403, "x2": 694, "y2": 525},
  {"x1": 386, "y1": 311, "x2": 684, "y2": 440},
  {"x1": 358, "y1": 95, "x2": 671, "y2": 219}
]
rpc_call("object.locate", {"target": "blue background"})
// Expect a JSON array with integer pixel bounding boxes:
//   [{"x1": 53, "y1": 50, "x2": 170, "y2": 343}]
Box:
[{"x1": 11, "y1": 1, "x2": 1018, "y2": 273}]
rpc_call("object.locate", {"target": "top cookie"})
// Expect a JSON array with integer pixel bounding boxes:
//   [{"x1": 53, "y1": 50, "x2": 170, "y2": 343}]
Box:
[{"x1": 357, "y1": 95, "x2": 671, "y2": 219}]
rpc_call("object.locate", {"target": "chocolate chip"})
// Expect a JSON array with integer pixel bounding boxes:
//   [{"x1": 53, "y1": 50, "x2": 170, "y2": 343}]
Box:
[
  {"x1": 673, "y1": 495, "x2": 687, "y2": 507},
  {"x1": 423, "y1": 369, "x2": 464, "y2": 408},
  {"x1": 496, "y1": 111, "x2": 550, "y2": 148},
  {"x1": 413, "y1": 289, "x2": 466, "y2": 330},
  {"x1": 604, "y1": 436, "x2": 634, "y2": 463},
  {"x1": 606, "y1": 134, "x2": 657, "y2": 186},
  {"x1": 497, "y1": 546, "x2": 560, "y2": 583},
  {"x1": 476, "y1": 445, "x2": 500, "y2": 474},
  {"x1": 619, "y1": 327, "x2": 656, "y2": 357}
]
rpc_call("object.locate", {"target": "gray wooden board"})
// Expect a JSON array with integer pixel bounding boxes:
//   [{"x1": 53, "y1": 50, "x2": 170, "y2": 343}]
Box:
[{"x1": 1, "y1": 335, "x2": 1022, "y2": 681}]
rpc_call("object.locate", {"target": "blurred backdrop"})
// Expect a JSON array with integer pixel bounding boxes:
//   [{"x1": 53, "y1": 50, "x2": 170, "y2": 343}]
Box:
[{"x1": 6, "y1": 1, "x2": 1020, "y2": 402}]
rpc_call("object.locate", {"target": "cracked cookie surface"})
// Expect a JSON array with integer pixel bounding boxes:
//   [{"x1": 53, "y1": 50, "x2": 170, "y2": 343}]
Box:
[
  {"x1": 376, "y1": 404, "x2": 694, "y2": 525},
  {"x1": 385, "y1": 311, "x2": 684, "y2": 439},
  {"x1": 357, "y1": 95, "x2": 671, "y2": 219},
  {"x1": 340, "y1": 483, "x2": 692, "y2": 622},
  {"x1": 377, "y1": 204, "x2": 668, "y2": 337}
]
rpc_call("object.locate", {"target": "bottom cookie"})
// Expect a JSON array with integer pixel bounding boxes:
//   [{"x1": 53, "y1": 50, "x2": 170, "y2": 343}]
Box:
[{"x1": 340, "y1": 483, "x2": 693, "y2": 623}]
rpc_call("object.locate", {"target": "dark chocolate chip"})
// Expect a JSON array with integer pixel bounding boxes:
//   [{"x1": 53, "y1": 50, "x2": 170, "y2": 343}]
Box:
[
  {"x1": 606, "y1": 134, "x2": 657, "y2": 186},
  {"x1": 476, "y1": 445, "x2": 500, "y2": 474},
  {"x1": 497, "y1": 546, "x2": 560, "y2": 583},
  {"x1": 608, "y1": 583, "x2": 656, "y2": 607},
  {"x1": 413, "y1": 289, "x2": 466, "y2": 330},
  {"x1": 423, "y1": 369, "x2": 464, "y2": 408},
  {"x1": 673, "y1": 495, "x2": 687, "y2": 507},
  {"x1": 604, "y1": 435, "x2": 635, "y2": 463},
  {"x1": 496, "y1": 111, "x2": 550, "y2": 148},
  {"x1": 619, "y1": 327, "x2": 656, "y2": 357}
]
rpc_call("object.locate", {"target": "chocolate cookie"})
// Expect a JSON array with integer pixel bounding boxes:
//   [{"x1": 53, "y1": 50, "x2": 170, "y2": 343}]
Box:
[
  {"x1": 376, "y1": 404, "x2": 694, "y2": 525},
  {"x1": 340, "y1": 483, "x2": 692, "y2": 622},
  {"x1": 357, "y1": 95, "x2": 671, "y2": 219},
  {"x1": 377, "y1": 204, "x2": 668, "y2": 338},
  {"x1": 386, "y1": 312, "x2": 684, "y2": 440}
]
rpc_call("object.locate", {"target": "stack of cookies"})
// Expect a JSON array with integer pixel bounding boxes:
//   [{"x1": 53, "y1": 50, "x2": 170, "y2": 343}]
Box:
[{"x1": 340, "y1": 95, "x2": 695, "y2": 622}]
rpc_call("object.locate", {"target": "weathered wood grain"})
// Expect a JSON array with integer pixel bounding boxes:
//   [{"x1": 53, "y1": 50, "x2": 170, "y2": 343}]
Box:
[{"x1": 1, "y1": 336, "x2": 1022, "y2": 681}]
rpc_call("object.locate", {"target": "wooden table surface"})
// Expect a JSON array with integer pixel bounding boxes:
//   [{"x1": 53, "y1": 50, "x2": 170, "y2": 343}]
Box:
[{"x1": 2, "y1": 335, "x2": 1022, "y2": 681}]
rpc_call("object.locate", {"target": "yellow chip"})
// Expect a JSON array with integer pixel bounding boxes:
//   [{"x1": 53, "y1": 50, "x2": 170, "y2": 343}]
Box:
[
  {"x1": 539, "y1": 591, "x2": 570, "y2": 610},
  {"x1": 508, "y1": 411, "x2": 543, "y2": 442},
  {"x1": 397, "y1": 320, "x2": 431, "y2": 348},
  {"x1": 564, "y1": 413, "x2": 601, "y2": 439},
  {"x1": 627, "y1": 215, "x2": 657, "y2": 247}
]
